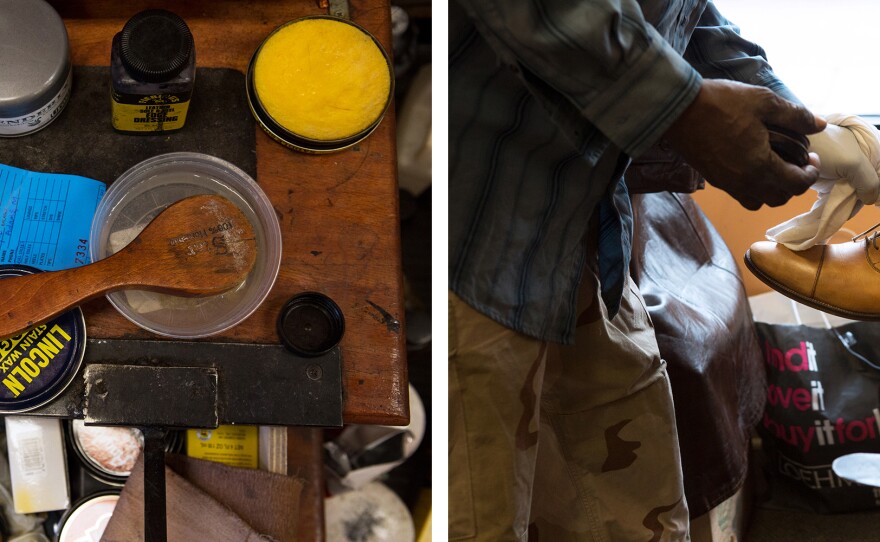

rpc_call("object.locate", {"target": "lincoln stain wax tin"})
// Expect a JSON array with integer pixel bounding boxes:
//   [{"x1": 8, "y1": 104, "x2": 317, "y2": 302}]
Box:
[
  {"x1": 0, "y1": 265, "x2": 86, "y2": 412},
  {"x1": 0, "y1": 0, "x2": 73, "y2": 137}
]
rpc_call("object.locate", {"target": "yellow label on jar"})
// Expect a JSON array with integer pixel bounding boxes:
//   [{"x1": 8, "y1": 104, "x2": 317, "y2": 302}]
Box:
[
  {"x1": 111, "y1": 91, "x2": 191, "y2": 132},
  {"x1": 186, "y1": 425, "x2": 259, "y2": 469}
]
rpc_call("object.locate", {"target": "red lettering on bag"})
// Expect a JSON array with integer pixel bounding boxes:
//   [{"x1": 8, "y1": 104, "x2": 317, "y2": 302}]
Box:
[
  {"x1": 785, "y1": 342, "x2": 809, "y2": 371},
  {"x1": 767, "y1": 384, "x2": 812, "y2": 411},
  {"x1": 762, "y1": 412, "x2": 816, "y2": 453},
  {"x1": 764, "y1": 340, "x2": 817, "y2": 372},
  {"x1": 765, "y1": 340, "x2": 785, "y2": 370}
]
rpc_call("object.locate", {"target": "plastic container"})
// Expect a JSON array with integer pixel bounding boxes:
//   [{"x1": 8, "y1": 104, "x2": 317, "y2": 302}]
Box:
[
  {"x1": 396, "y1": 63, "x2": 432, "y2": 196},
  {"x1": 5, "y1": 417, "x2": 70, "y2": 514},
  {"x1": 246, "y1": 16, "x2": 394, "y2": 153},
  {"x1": 0, "y1": 0, "x2": 72, "y2": 137},
  {"x1": 89, "y1": 153, "x2": 282, "y2": 338}
]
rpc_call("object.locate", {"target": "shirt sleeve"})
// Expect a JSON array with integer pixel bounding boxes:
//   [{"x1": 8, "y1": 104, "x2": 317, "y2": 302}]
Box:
[
  {"x1": 683, "y1": 1, "x2": 799, "y2": 103},
  {"x1": 455, "y1": 0, "x2": 702, "y2": 158}
]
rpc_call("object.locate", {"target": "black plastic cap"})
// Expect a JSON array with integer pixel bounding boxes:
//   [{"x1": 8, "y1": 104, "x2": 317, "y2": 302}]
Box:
[
  {"x1": 277, "y1": 293, "x2": 345, "y2": 357},
  {"x1": 119, "y1": 9, "x2": 193, "y2": 83}
]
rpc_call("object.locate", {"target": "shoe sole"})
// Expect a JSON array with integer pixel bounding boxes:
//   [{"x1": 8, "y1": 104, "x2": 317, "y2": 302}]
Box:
[{"x1": 744, "y1": 248, "x2": 880, "y2": 322}]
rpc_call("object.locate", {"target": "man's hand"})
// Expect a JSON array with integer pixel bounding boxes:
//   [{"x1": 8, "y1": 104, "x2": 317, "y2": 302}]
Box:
[
  {"x1": 808, "y1": 123, "x2": 880, "y2": 204},
  {"x1": 664, "y1": 79, "x2": 825, "y2": 210}
]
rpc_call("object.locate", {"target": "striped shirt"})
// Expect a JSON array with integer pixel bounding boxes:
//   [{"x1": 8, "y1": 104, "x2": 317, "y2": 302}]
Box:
[{"x1": 449, "y1": 0, "x2": 795, "y2": 344}]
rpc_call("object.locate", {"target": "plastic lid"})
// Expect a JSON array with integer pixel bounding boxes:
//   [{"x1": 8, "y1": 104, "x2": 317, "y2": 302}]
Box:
[
  {"x1": 119, "y1": 9, "x2": 193, "y2": 83},
  {"x1": 277, "y1": 292, "x2": 345, "y2": 356},
  {"x1": 0, "y1": 265, "x2": 86, "y2": 412}
]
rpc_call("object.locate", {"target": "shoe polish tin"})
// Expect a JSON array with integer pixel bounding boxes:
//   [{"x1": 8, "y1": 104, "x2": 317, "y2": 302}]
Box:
[
  {"x1": 0, "y1": 0, "x2": 73, "y2": 137},
  {"x1": 68, "y1": 420, "x2": 144, "y2": 486},
  {"x1": 55, "y1": 491, "x2": 120, "y2": 542},
  {"x1": 67, "y1": 420, "x2": 184, "y2": 486},
  {"x1": 0, "y1": 265, "x2": 86, "y2": 413},
  {"x1": 246, "y1": 16, "x2": 394, "y2": 154}
]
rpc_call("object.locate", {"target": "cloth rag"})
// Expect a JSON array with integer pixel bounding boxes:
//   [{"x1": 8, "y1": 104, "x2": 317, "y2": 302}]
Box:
[
  {"x1": 766, "y1": 114, "x2": 880, "y2": 250},
  {"x1": 101, "y1": 453, "x2": 305, "y2": 542}
]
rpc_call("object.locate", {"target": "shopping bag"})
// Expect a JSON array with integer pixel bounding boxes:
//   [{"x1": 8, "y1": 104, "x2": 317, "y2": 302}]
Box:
[{"x1": 753, "y1": 297, "x2": 880, "y2": 513}]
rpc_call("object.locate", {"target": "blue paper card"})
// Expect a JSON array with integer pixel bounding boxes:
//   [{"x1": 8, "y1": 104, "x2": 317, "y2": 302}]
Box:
[{"x1": 0, "y1": 164, "x2": 106, "y2": 271}]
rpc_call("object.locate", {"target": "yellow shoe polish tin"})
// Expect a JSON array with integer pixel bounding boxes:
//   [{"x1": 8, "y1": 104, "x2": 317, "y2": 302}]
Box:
[{"x1": 246, "y1": 16, "x2": 394, "y2": 153}]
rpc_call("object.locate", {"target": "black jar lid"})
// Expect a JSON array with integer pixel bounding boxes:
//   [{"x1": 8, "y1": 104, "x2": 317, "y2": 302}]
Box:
[
  {"x1": 119, "y1": 9, "x2": 193, "y2": 83},
  {"x1": 277, "y1": 292, "x2": 345, "y2": 357}
]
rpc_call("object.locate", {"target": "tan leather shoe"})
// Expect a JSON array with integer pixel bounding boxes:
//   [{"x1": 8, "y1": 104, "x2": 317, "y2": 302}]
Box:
[{"x1": 745, "y1": 238, "x2": 880, "y2": 320}]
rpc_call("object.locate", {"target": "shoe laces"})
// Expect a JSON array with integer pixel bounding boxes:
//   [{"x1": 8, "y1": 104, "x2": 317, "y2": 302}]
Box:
[{"x1": 853, "y1": 222, "x2": 880, "y2": 249}]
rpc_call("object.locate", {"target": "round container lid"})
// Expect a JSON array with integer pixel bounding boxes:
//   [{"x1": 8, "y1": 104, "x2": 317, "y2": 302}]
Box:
[
  {"x1": 71, "y1": 420, "x2": 144, "y2": 479},
  {"x1": 325, "y1": 482, "x2": 415, "y2": 542},
  {"x1": 58, "y1": 492, "x2": 119, "y2": 542},
  {"x1": 119, "y1": 9, "x2": 193, "y2": 83},
  {"x1": 277, "y1": 292, "x2": 345, "y2": 356},
  {"x1": 0, "y1": 265, "x2": 86, "y2": 412},
  {"x1": 0, "y1": 0, "x2": 70, "y2": 118},
  {"x1": 246, "y1": 16, "x2": 393, "y2": 153}
]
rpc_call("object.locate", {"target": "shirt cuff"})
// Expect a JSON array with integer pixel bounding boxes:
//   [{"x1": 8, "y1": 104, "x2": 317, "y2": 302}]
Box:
[{"x1": 584, "y1": 25, "x2": 702, "y2": 158}]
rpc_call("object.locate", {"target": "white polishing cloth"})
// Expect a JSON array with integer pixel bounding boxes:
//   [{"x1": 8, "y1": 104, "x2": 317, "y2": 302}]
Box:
[{"x1": 766, "y1": 114, "x2": 880, "y2": 250}]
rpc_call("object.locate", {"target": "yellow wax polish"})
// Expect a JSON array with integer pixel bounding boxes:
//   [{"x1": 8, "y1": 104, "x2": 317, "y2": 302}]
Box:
[{"x1": 253, "y1": 18, "x2": 392, "y2": 142}]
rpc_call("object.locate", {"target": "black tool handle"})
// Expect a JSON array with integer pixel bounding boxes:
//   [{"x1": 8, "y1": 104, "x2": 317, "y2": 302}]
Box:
[{"x1": 143, "y1": 427, "x2": 168, "y2": 542}]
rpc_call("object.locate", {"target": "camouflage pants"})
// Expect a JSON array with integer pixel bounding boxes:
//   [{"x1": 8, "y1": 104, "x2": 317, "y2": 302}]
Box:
[{"x1": 448, "y1": 271, "x2": 690, "y2": 541}]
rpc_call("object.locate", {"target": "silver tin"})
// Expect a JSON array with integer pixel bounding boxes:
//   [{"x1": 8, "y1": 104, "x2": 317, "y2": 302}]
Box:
[
  {"x1": 68, "y1": 420, "x2": 144, "y2": 486},
  {"x1": 0, "y1": 0, "x2": 72, "y2": 137}
]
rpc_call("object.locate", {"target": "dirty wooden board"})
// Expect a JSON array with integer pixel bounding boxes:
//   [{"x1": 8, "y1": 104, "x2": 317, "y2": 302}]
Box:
[{"x1": 50, "y1": 0, "x2": 408, "y2": 426}]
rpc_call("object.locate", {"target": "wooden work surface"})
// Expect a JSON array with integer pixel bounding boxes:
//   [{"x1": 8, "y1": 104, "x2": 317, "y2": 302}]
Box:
[
  {"x1": 45, "y1": 2, "x2": 406, "y2": 539},
  {"x1": 50, "y1": 0, "x2": 408, "y2": 427}
]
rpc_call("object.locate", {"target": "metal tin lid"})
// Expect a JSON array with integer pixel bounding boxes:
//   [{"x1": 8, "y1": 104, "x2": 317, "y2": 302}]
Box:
[
  {"x1": 245, "y1": 16, "x2": 394, "y2": 154},
  {"x1": 0, "y1": 0, "x2": 71, "y2": 118},
  {"x1": 70, "y1": 419, "x2": 144, "y2": 484},
  {"x1": 0, "y1": 265, "x2": 86, "y2": 413},
  {"x1": 57, "y1": 492, "x2": 119, "y2": 542},
  {"x1": 66, "y1": 421, "x2": 183, "y2": 487}
]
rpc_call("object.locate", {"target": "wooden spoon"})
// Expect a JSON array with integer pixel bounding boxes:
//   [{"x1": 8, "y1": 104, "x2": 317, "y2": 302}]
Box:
[{"x1": 0, "y1": 194, "x2": 257, "y2": 338}]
